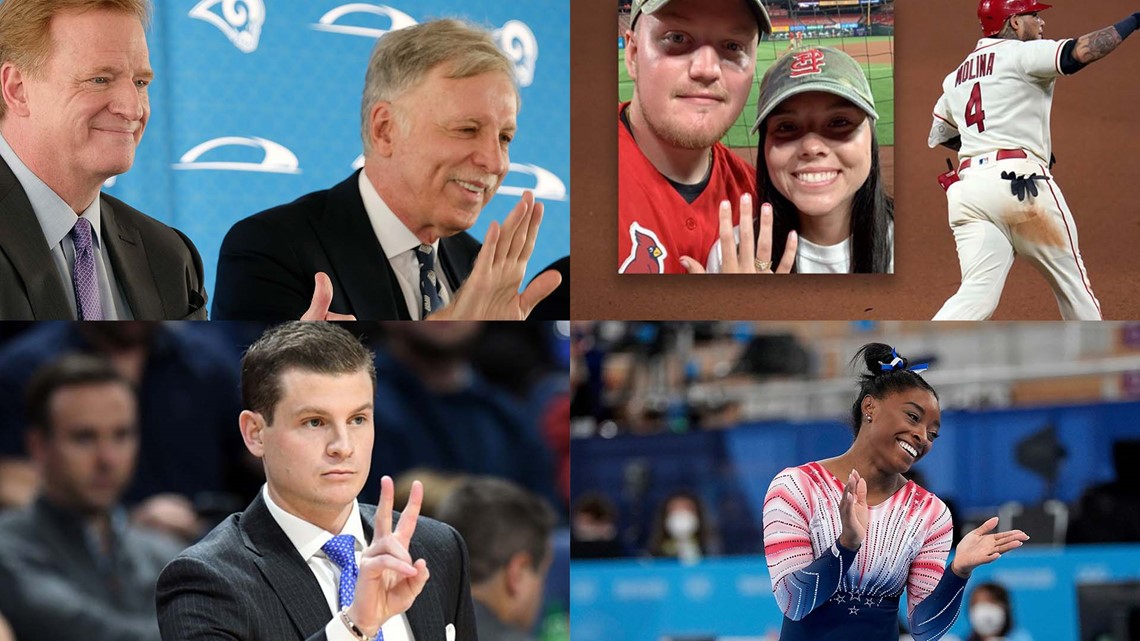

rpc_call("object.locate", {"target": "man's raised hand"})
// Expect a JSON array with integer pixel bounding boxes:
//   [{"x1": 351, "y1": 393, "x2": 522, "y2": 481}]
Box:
[{"x1": 346, "y1": 476, "x2": 430, "y2": 636}]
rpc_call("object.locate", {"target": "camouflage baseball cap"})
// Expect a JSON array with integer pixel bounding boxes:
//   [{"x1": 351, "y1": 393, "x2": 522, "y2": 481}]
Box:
[
  {"x1": 630, "y1": 0, "x2": 773, "y2": 35},
  {"x1": 750, "y1": 46, "x2": 878, "y2": 134}
]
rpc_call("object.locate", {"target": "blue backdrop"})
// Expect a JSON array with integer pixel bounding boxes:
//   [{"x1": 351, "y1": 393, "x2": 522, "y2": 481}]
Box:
[{"x1": 106, "y1": 0, "x2": 570, "y2": 306}]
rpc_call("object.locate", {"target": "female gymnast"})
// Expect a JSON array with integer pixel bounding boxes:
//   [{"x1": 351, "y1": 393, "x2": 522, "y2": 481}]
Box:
[{"x1": 762, "y1": 343, "x2": 1028, "y2": 640}]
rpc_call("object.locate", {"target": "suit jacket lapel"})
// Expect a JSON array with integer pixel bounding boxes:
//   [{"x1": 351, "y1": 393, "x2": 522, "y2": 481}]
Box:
[
  {"x1": 240, "y1": 494, "x2": 332, "y2": 640},
  {"x1": 313, "y1": 172, "x2": 410, "y2": 320},
  {"x1": 363, "y1": 507, "x2": 444, "y2": 641},
  {"x1": 101, "y1": 199, "x2": 165, "y2": 319},
  {"x1": 0, "y1": 156, "x2": 73, "y2": 318},
  {"x1": 405, "y1": 534, "x2": 445, "y2": 641},
  {"x1": 438, "y1": 237, "x2": 467, "y2": 293}
]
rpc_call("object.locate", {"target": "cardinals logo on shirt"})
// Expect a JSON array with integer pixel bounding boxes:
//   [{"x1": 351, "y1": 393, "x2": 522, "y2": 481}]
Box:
[{"x1": 620, "y1": 222, "x2": 666, "y2": 274}]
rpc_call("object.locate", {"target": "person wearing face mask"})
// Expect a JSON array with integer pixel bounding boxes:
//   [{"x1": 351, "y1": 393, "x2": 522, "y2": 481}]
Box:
[
  {"x1": 696, "y1": 47, "x2": 892, "y2": 274},
  {"x1": 762, "y1": 344, "x2": 1029, "y2": 640},
  {"x1": 647, "y1": 490, "x2": 719, "y2": 563},
  {"x1": 965, "y1": 583, "x2": 1032, "y2": 641}
]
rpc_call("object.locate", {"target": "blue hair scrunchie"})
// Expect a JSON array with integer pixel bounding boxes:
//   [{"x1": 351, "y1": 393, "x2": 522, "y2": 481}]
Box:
[{"x1": 878, "y1": 348, "x2": 929, "y2": 375}]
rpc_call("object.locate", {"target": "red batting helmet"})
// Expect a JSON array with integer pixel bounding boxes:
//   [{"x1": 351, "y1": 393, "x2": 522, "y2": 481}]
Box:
[{"x1": 977, "y1": 0, "x2": 1052, "y2": 37}]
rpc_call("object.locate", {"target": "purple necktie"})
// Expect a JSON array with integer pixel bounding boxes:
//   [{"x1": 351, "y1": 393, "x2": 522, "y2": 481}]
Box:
[{"x1": 69, "y1": 217, "x2": 104, "y2": 321}]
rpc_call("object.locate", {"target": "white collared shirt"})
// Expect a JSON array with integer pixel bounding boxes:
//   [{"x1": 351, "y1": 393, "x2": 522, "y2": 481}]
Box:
[
  {"x1": 357, "y1": 171, "x2": 452, "y2": 320},
  {"x1": 262, "y1": 485, "x2": 415, "y2": 641},
  {"x1": 0, "y1": 132, "x2": 131, "y2": 319}
]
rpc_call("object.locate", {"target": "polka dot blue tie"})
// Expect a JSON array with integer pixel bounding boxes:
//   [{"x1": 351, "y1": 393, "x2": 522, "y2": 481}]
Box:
[
  {"x1": 322, "y1": 534, "x2": 360, "y2": 609},
  {"x1": 321, "y1": 534, "x2": 384, "y2": 640}
]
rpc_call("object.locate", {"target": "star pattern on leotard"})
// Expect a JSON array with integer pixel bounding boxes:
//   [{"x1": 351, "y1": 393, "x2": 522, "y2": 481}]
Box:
[
  {"x1": 833, "y1": 593, "x2": 846, "y2": 604},
  {"x1": 848, "y1": 605, "x2": 860, "y2": 616}
]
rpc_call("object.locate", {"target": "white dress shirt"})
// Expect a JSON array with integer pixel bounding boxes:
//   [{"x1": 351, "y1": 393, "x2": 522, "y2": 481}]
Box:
[
  {"x1": 262, "y1": 485, "x2": 415, "y2": 641},
  {"x1": 0, "y1": 132, "x2": 131, "y2": 319},
  {"x1": 357, "y1": 171, "x2": 452, "y2": 320}
]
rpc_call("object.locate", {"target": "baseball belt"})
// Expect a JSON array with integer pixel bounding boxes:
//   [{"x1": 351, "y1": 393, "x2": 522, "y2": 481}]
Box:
[{"x1": 958, "y1": 149, "x2": 1028, "y2": 170}]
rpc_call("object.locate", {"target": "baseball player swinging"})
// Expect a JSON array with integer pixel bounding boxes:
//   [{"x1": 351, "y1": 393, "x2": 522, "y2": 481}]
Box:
[{"x1": 928, "y1": 0, "x2": 1139, "y2": 320}]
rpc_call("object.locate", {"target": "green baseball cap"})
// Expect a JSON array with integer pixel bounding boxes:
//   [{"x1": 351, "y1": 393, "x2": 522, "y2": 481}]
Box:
[
  {"x1": 630, "y1": 0, "x2": 773, "y2": 35},
  {"x1": 750, "y1": 46, "x2": 878, "y2": 134}
]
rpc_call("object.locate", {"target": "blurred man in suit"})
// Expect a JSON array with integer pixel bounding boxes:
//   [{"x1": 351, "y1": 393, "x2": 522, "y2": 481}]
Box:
[
  {"x1": 0, "y1": 0, "x2": 207, "y2": 319},
  {"x1": 0, "y1": 354, "x2": 182, "y2": 641},
  {"x1": 437, "y1": 477, "x2": 556, "y2": 641},
  {"x1": 157, "y1": 321, "x2": 476, "y2": 641},
  {"x1": 213, "y1": 19, "x2": 561, "y2": 321}
]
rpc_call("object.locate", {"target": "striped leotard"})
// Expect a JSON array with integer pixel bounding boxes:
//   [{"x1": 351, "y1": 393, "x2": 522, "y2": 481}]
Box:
[{"x1": 763, "y1": 462, "x2": 968, "y2": 640}]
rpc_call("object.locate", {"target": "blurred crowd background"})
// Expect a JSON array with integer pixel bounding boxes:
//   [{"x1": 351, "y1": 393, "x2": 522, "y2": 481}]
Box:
[
  {"x1": 0, "y1": 321, "x2": 570, "y2": 641},
  {"x1": 571, "y1": 321, "x2": 1140, "y2": 641}
]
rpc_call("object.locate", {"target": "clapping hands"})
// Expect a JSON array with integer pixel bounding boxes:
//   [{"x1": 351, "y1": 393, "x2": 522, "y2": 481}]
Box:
[
  {"x1": 429, "y1": 190, "x2": 560, "y2": 320},
  {"x1": 838, "y1": 469, "x2": 869, "y2": 550},
  {"x1": 950, "y1": 517, "x2": 1029, "y2": 578}
]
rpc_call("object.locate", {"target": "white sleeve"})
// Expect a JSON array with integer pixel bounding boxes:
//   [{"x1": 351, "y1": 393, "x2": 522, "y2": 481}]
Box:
[
  {"x1": 326, "y1": 618, "x2": 358, "y2": 641},
  {"x1": 1018, "y1": 38, "x2": 1070, "y2": 79},
  {"x1": 928, "y1": 93, "x2": 958, "y2": 148}
]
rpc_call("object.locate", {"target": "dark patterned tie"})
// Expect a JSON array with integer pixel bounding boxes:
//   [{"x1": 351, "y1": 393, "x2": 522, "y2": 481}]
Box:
[
  {"x1": 414, "y1": 244, "x2": 444, "y2": 318},
  {"x1": 69, "y1": 217, "x2": 104, "y2": 320}
]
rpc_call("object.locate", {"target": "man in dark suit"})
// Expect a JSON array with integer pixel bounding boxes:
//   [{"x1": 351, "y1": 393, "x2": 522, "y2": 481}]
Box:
[
  {"x1": 436, "y1": 477, "x2": 557, "y2": 641},
  {"x1": 0, "y1": 353, "x2": 183, "y2": 641},
  {"x1": 212, "y1": 19, "x2": 562, "y2": 321},
  {"x1": 157, "y1": 322, "x2": 477, "y2": 641},
  {"x1": 0, "y1": 0, "x2": 208, "y2": 320}
]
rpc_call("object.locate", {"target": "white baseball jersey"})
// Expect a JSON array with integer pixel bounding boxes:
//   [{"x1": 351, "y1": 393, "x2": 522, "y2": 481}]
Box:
[
  {"x1": 928, "y1": 37, "x2": 1101, "y2": 321},
  {"x1": 929, "y1": 37, "x2": 1071, "y2": 164}
]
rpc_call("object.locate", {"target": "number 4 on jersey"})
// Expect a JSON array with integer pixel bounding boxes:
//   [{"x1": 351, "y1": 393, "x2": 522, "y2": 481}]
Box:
[{"x1": 965, "y1": 81, "x2": 986, "y2": 132}]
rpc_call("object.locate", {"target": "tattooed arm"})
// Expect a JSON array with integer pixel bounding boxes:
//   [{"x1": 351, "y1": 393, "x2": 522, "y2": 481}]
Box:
[
  {"x1": 1073, "y1": 26, "x2": 1124, "y2": 65},
  {"x1": 1074, "y1": 14, "x2": 1138, "y2": 64},
  {"x1": 1058, "y1": 14, "x2": 1137, "y2": 75}
]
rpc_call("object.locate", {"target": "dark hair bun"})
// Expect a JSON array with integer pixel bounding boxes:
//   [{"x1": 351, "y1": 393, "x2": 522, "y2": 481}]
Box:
[{"x1": 855, "y1": 342, "x2": 903, "y2": 376}]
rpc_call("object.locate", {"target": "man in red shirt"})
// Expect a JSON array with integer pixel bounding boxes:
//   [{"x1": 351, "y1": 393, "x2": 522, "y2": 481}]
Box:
[{"x1": 618, "y1": 0, "x2": 772, "y2": 274}]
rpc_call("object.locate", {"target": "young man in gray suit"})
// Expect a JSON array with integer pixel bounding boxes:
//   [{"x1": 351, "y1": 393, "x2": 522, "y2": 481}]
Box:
[
  {"x1": 157, "y1": 322, "x2": 476, "y2": 641},
  {"x1": 0, "y1": 354, "x2": 183, "y2": 641}
]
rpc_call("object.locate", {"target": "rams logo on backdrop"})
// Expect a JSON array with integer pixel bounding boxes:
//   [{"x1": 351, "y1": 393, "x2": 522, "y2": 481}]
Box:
[
  {"x1": 494, "y1": 21, "x2": 539, "y2": 88},
  {"x1": 173, "y1": 137, "x2": 301, "y2": 174},
  {"x1": 499, "y1": 163, "x2": 566, "y2": 202},
  {"x1": 311, "y1": 3, "x2": 416, "y2": 39},
  {"x1": 189, "y1": 0, "x2": 265, "y2": 53}
]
